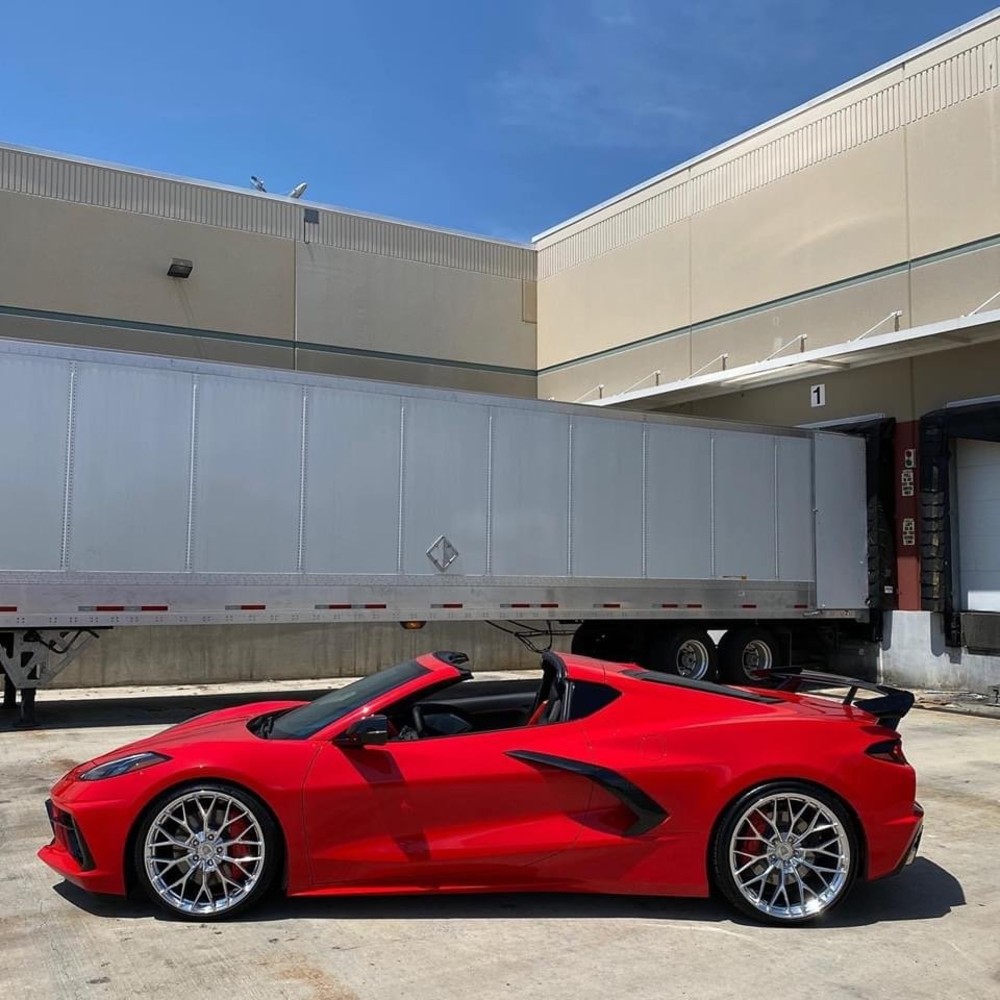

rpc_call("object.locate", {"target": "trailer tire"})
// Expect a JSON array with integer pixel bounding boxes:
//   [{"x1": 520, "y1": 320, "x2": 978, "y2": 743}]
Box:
[
  {"x1": 645, "y1": 627, "x2": 718, "y2": 682},
  {"x1": 719, "y1": 627, "x2": 782, "y2": 685},
  {"x1": 571, "y1": 622, "x2": 632, "y2": 662}
]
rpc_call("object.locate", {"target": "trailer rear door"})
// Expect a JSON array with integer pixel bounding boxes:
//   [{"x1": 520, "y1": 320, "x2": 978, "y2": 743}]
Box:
[{"x1": 814, "y1": 433, "x2": 868, "y2": 609}]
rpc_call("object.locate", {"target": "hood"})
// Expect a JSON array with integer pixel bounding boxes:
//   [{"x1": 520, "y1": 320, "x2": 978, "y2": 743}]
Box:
[{"x1": 79, "y1": 699, "x2": 307, "y2": 770}]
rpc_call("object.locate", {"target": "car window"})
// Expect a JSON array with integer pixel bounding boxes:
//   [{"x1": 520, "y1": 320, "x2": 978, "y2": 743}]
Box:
[
  {"x1": 270, "y1": 660, "x2": 430, "y2": 739},
  {"x1": 566, "y1": 680, "x2": 620, "y2": 721}
]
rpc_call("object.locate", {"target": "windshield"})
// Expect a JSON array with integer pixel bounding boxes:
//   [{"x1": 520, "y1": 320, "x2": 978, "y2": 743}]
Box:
[{"x1": 269, "y1": 660, "x2": 430, "y2": 739}]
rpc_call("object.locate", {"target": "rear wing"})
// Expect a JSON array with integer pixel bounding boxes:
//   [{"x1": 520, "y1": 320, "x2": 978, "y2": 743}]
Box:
[{"x1": 771, "y1": 671, "x2": 915, "y2": 730}]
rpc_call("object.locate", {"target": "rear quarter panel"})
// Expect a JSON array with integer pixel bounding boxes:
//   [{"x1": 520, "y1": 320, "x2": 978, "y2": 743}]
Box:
[{"x1": 577, "y1": 685, "x2": 915, "y2": 892}]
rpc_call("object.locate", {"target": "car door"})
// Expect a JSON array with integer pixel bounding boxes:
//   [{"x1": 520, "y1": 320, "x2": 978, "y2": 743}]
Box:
[{"x1": 301, "y1": 719, "x2": 597, "y2": 890}]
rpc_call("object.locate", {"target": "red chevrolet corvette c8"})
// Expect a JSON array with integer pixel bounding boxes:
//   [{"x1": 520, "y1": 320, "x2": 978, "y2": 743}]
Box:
[{"x1": 40, "y1": 650, "x2": 923, "y2": 924}]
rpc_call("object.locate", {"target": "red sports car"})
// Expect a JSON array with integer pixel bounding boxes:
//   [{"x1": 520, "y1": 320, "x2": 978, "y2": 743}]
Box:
[{"x1": 40, "y1": 650, "x2": 923, "y2": 924}]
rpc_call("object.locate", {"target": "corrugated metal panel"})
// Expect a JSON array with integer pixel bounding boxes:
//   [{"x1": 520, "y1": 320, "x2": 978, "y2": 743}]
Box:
[
  {"x1": 537, "y1": 29, "x2": 999, "y2": 280},
  {"x1": 0, "y1": 145, "x2": 536, "y2": 282},
  {"x1": 317, "y1": 210, "x2": 533, "y2": 279},
  {"x1": 0, "y1": 356, "x2": 70, "y2": 571}
]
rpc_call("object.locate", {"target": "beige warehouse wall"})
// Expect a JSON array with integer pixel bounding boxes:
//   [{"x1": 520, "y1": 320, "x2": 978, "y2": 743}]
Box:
[
  {"x1": 663, "y1": 335, "x2": 1000, "y2": 427},
  {"x1": 296, "y1": 347, "x2": 536, "y2": 397},
  {"x1": 296, "y1": 242, "x2": 536, "y2": 371},
  {"x1": 689, "y1": 132, "x2": 908, "y2": 323},
  {"x1": 536, "y1": 223, "x2": 690, "y2": 370},
  {"x1": 536, "y1": 16, "x2": 1000, "y2": 395},
  {"x1": 536, "y1": 235, "x2": 999, "y2": 406},
  {"x1": 0, "y1": 191, "x2": 296, "y2": 341},
  {"x1": 906, "y1": 89, "x2": 1000, "y2": 257},
  {"x1": 0, "y1": 186, "x2": 537, "y2": 395}
]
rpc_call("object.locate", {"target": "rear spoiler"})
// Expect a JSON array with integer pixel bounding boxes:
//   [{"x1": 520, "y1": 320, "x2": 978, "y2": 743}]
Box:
[{"x1": 771, "y1": 671, "x2": 915, "y2": 730}]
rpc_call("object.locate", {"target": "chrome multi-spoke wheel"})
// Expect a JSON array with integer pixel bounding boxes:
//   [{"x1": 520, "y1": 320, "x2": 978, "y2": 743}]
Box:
[
  {"x1": 136, "y1": 784, "x2": 276, "y2": 920},
  {"x1": 714, "y1": 783, "x2": 857, "y2": 924}
]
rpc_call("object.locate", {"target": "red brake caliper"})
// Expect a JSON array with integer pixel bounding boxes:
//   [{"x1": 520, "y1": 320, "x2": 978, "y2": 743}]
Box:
[
  {"x1": 222, "y1": 816, "x2": 251, "y2": 885},
  {"x1": 738, "y1": 812, "x2": 768, "y2": 860}
]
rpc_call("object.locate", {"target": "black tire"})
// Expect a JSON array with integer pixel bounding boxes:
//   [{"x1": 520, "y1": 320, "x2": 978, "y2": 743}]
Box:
[
  {"x1": 571, "y1": 621, "x2": 632, "y2": 661},
  {"x1": 645, "y1": 626, "x2": 718, "y2": 682},
  {"x1": 718, "y1": 626, "x2": 782, "y2": 685},
  {"x1": 133, "y1": 781, "x2": 280, "y2": 921},
  {"x1": 711, "y1": 780, "x2": 859, "y2": 925}
]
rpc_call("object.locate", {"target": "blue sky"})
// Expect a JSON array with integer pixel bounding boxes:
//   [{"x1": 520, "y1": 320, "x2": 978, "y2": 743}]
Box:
[{"x1": 2, "y1": 1, "x2": 995, "y2": 241}]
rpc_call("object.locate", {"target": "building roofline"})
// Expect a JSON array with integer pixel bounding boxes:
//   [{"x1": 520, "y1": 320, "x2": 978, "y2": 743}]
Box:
[
  {"x1": 532, "y1": 8, "x2": 1000, "y2": 244},
  {"x1": 0, "y1": 140, "x2": 533, "y2": 251}
]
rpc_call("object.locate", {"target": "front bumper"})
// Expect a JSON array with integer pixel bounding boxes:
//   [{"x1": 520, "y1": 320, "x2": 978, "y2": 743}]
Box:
[{"x1": 38, "y1": 783, "x2": 132, "y2": 896}]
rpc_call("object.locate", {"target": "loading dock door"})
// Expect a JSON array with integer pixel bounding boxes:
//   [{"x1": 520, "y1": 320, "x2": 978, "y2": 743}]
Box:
[{"x1": 956, "y1": 438, "x2": 1000, "y2": 612}]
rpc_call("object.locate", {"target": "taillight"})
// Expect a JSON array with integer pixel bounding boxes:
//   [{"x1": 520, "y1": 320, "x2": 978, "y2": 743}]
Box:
[{"x1": 866, "y1": 739, "x2": 907, "y2": 764}]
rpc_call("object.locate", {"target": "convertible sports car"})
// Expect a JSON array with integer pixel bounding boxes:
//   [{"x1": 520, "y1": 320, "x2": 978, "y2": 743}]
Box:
[{"x1": 40, "y1": 650, "x2": 923, "y2": 924}]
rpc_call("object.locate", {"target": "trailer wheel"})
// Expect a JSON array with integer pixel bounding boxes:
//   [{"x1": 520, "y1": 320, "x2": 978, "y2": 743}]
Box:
[
  {"x1": 645, "y1": 627, "x2": 718, "y2": 682},
  {"x1": 719, "y1": 627, "x2": 782, "y2": 685}
]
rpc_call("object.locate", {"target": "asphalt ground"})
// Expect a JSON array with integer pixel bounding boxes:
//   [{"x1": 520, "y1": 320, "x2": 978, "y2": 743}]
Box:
[{"x1": 1, "y1": 680, "x2": 998, "y2": 1000}]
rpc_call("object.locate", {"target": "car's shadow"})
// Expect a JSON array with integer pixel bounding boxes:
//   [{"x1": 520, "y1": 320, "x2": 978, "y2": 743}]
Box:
[
  {"x1": 53, "y1": 857, "x2": 963, "y2": 928},
  {"x1": 0, "y1": 688, "x2": 331, "y2": 733}
]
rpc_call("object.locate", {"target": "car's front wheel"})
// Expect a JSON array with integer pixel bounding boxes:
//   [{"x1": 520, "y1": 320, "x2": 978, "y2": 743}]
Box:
[
  {"x1": 712, "y1": 781, "x2": 859, "y2": 924},
  {"x1": 134, "y1": 782, "x2": 279, "y2": 920}
]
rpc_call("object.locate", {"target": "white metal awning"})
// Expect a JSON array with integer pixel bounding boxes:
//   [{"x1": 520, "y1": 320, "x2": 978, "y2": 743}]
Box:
[{"x1": 588, "y1": 307, "x2": 1000, "y2": 409}]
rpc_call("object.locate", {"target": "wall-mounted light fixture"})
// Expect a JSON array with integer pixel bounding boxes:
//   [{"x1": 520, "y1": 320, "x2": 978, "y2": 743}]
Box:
[
  {"x1": 400, "y1": 620, "x2": 426, "y2": 630},
  {"x1": 167, "y1": 258, "x2": 194, "y2": 279}
]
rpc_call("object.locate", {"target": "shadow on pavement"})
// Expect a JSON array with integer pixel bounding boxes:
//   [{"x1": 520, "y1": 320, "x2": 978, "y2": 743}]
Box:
[
  {"x1": 826, "y1": 858, "x2": 964, "y2": 925},
  {"x1": 53, "y1": 857, "x2": 963, "y2": 928},
  {"x1": 0, "y1": 688, "x2": 328, "y2": 733}
]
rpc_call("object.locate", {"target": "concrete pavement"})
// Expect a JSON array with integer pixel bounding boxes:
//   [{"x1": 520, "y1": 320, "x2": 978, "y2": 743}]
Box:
[{"x1": 0, "y1": 686, "x2": 997, "y2": 1000}]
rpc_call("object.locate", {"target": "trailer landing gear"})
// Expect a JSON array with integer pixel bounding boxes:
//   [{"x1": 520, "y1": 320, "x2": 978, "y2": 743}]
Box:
[{"x1": 0, "y1": 629, "x2": 101, "y2": 728}]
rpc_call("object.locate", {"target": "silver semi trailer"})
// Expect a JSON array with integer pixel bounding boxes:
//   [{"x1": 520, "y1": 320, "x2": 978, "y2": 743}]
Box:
[{"x1": 0, "y1": 338, "x2": 868, "y2": 719}]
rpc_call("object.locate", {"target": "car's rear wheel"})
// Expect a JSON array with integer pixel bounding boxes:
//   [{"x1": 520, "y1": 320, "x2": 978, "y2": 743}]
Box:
[
  {"x1": 134, "y1": 782, "x2": 279, "y2": 921},
  {"x1": 712, "y1": 781, "x2": 859, "y2": 924}
]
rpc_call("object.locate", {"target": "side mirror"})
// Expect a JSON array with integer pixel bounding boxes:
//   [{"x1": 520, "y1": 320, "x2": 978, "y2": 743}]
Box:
[{"x1": 335, "y1": 714, "x2": 390, "y2": 748}]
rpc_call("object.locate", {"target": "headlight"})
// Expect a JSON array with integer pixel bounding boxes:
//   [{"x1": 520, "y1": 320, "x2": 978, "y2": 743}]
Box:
[{"x1": 78, "y1": 751, "x2": 170, "y2": 781}]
